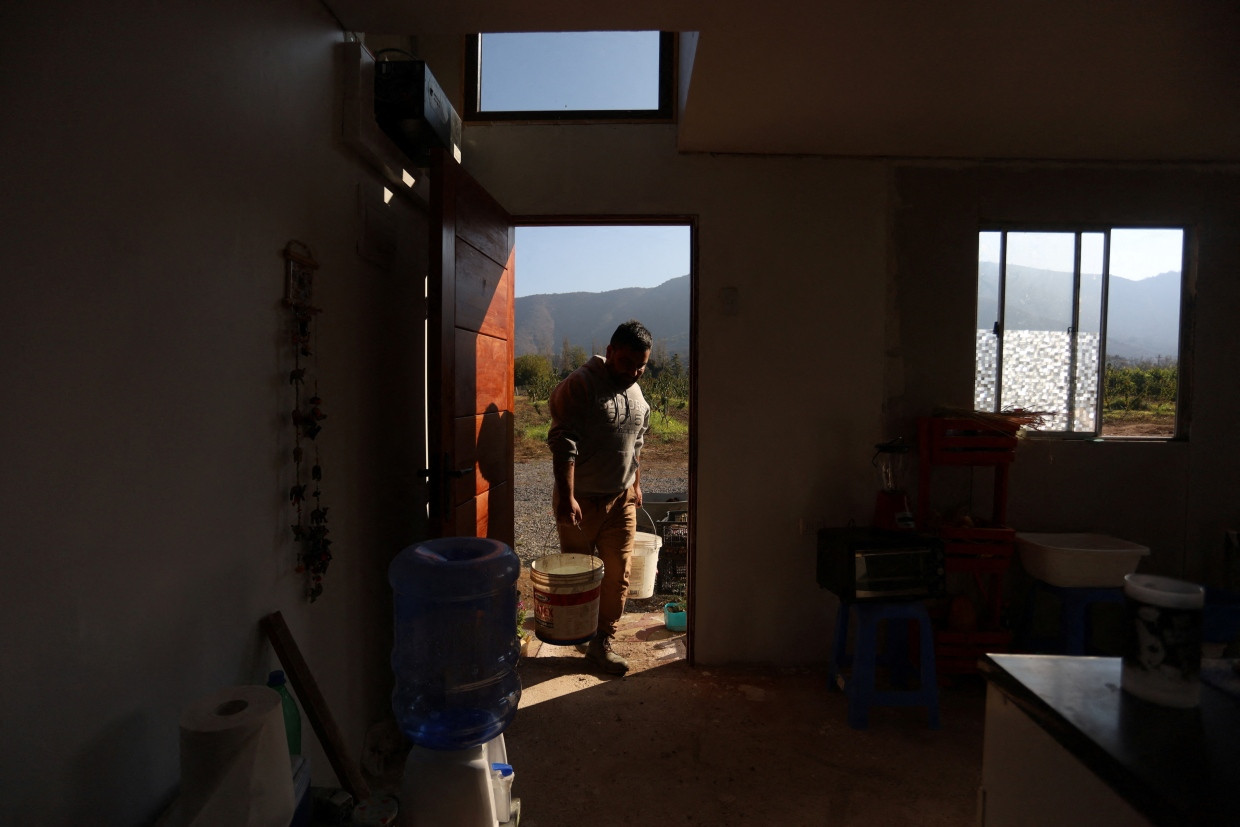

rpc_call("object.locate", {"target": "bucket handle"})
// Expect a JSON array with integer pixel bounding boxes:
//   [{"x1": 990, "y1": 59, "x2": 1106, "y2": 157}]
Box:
[
  {"x1": 636, "y1": 507, "x2": 657, "y2": 534},
  {"x1": 539, "y1": 524, "x2": 600, "y2": 567}
]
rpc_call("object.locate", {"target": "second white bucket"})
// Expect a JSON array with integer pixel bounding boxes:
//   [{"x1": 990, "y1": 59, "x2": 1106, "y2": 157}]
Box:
[
  {"x1": 530, "y1": 553, "x2": 605, "y2": 645},
  {"x1": 628, "y1": 532, "x2": 663, "y2": 599}
]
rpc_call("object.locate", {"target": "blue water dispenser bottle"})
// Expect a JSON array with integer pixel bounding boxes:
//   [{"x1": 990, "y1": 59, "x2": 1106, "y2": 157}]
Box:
[
  {"x1": 389, "y1": 536, "x2": 522, "y2": 825},
  {"x1": 389, "y1": 536, "x2": 522, "y2": 749}
]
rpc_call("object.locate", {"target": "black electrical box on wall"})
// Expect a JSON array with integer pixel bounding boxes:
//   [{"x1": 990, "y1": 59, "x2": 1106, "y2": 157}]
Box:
[{"x1": 373, "y1": 59, "x2": 462, "y2": 166}]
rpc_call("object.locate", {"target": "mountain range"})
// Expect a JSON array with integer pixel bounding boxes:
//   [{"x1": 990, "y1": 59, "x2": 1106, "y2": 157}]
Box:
[
  {"x1": 515, "y1": 274, "x2": 691, "y2": 360},
  {"x1": 978, "y1": 262, "x2": 1180, "y2": 361},
  {"x1": 515, "y1": 265, "x2": 1180, "y2": 364}
]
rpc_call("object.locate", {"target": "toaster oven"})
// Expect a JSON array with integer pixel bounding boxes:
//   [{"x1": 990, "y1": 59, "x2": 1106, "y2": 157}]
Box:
[{"x1": 816, "y1": 526, "x2": 945, "y2": 602}]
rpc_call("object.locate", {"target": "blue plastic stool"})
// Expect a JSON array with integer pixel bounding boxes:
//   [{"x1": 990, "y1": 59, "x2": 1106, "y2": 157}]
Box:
[
  {"x1": 1205, "y1": 588, "x2": 1240, "y2": 644},
  {"x1": 1021, "y1": 580, "x2": 1124, "y2": 655},
  {"x1": 829, "y1": 601, "x2": 940, "y2": 730}
]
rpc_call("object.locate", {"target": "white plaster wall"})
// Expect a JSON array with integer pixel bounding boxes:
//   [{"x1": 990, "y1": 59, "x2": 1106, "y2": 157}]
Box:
[
  {"x1": 893, "y1": 166, "x2": 1240, "y2": 584},
  {"x1": 4, "y1": 3, "x2": 1236, "y2": 822},
  {"x1": 458, "y1": 126, "x2": 1240, "y2": 666},
  {"x1": 457, "y1": 123, "x2": 891, "y2": 665},
  {"x1": 0, "y1": 1, "x2": 428, "y2": 822}
]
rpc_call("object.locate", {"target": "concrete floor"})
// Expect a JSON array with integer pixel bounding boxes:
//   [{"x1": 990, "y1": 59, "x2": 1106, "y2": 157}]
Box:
[{"x1": 504, "y1": 610, "x2": 987, "y2": 827}]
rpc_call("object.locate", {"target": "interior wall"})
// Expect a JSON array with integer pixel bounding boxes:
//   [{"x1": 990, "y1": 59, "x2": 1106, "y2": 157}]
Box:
[
  {"x1": 452, "y1": 126, "x2": 1240, "y2": 663},
  {"x1": 413, "y1": 36, "x2": 1239, "y2": 663},
  {"x1": 451, "y1": 118, "x2": 891, "y2": 665},
  {"x1": 0, "y1": 1, "x2": 428, "y2": 822},
  {"x1": 893, "y1": 166, "x2": 1240, "y2": 584}
]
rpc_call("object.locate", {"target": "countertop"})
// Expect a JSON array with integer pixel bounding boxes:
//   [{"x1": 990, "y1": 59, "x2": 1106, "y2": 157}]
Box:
[{"x1": 980, "y1": 654, "x2": 1240, "y2": 826}]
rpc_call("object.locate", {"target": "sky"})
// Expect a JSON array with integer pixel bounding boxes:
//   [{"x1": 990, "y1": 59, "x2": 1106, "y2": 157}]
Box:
[
  {"x1": 488, "y1": 35, "x2": 1183, "y2": 291},
  {"x1": 978, "y1": 229, "x2": 1184, "y2": 280},
  {"x1": 477, "y1": 32, "x2": 688, "y2": 297},
  {"x1": 515, "y1": 225, "x2": 691, "y2": 297},
  {"x1": 479, "y1": 31, "x2": 661, "y2": 111}
]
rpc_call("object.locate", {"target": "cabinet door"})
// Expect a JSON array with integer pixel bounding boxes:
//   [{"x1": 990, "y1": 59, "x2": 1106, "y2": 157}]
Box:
[{"x1": 980, "y1": 685, "x2": 1149, "y2": 826}]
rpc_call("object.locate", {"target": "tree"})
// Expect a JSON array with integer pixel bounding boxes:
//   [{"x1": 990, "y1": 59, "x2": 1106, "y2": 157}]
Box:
[
  {"x1": 649, "y1": 339, "x2": 669, "y2": 376},
  {"x1": 515, "y1": 353, "x2": 557, "y2": 401},
  {"x1": 640, "y1": 350, "x2": 688, "y2": 403},
  {"x1": 667, "y1": 352, "x2": 683, "y2": 380},
  {"x1": 558, "y1": 337, "x2": 588, "y2": 376}
]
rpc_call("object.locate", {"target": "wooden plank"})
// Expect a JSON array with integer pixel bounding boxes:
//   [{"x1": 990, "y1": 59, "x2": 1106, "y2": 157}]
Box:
[
  {"x1": 486, "y1": 479, "x2": 514, "y2": 547},
  {"x1": 453, "y1": 481, "x2": 515, "y2": 547},
  {"x1": 261, "y1": 611, "x2": 371, "y2": 802},
  {"x1": 454, "y1": 239, "x2": 512, "y2": 339},
  {"x1": 452, "y1": 410, "x2": 513, "y2": 505},
  {"x1": 455, "y1": 172, "x2": 512, "y2": 267},
  {"x1": 454, "y1": 330, "x2": 512, "y2": 415}
]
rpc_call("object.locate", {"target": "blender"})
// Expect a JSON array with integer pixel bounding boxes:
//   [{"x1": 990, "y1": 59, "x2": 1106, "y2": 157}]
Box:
[{"x1": 872, "y1": 437, "x2": 915, "y2": 531}]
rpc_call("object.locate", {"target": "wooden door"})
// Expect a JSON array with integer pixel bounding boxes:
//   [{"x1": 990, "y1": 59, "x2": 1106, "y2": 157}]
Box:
[{"x1": 428, "y1": 149, "x2": 515, "y2": 544}]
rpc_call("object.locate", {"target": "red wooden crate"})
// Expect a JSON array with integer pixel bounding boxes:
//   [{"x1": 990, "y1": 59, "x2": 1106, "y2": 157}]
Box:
[
  {"x1": 934, "y1": 630, "x2": 1014, "y2": 674},
  {"x1": 920, "y1": 417, "x2": 1019, "y2": 466}
]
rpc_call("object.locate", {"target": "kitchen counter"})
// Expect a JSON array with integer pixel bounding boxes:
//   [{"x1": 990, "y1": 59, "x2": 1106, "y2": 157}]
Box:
[{"x1": 979, "y1": 653, "x2": 1240, "y2": 826}]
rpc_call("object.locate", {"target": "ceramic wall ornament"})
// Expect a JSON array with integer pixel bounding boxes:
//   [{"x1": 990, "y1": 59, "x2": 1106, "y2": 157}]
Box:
[{"x1": 283, "y1": 241, "x2": 332, "y2": 602}]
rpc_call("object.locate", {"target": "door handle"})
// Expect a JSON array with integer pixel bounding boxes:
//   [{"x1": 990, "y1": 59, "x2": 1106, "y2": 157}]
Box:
[{"x1": 449, "y1": 465, "x2": 474, "y2": 479}]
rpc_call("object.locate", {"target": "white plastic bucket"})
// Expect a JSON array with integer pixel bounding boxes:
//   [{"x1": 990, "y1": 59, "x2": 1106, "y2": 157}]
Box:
[
  {"x1": 1121, "y1": 573, "x2": 1205, "y2": 708},
  {"x1": 628, "y1": 532, "x2": 663, "y2": 599},
  {"x1": 530, "y1": 554, "x2": 604, "y2": 645}
]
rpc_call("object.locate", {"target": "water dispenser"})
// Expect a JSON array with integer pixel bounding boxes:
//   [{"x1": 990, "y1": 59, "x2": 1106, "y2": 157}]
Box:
[{"x1": 389, "y1": 536, "x2": 523, "y2": 826}]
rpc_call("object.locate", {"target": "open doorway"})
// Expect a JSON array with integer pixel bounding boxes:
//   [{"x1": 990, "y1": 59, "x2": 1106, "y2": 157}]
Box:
[{"x1": 510, "y1": 220, "x2": 695, "y2": 666}]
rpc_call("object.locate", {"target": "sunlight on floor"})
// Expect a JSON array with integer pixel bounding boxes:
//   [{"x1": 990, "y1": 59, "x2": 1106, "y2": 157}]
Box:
[{"x1": 518, "y1": 610, "x2": 687, "y2": 708}]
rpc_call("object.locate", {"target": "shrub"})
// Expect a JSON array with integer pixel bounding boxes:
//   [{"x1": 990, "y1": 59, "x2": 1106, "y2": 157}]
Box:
[{"x1": 515, "y1": 353, "x2": 557, "y2": 401}]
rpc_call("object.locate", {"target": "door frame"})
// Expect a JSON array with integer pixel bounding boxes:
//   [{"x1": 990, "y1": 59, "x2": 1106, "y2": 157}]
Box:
[{"x1": 512, "y1": 214, "x2": 698, "y2": 664}]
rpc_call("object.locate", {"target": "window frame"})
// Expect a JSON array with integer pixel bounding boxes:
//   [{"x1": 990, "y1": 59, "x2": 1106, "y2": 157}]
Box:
[
  {"x1": 463, "y1": 32, "x2": 676, "y2": 123},
  {"x1": 976, "y1": 224, "x2": 1193, "y2": 442}
]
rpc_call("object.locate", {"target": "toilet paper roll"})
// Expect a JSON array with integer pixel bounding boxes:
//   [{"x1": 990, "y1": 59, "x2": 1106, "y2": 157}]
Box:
[{"x1": 163, "y1": 685, "x2": 295, "y2": 827}]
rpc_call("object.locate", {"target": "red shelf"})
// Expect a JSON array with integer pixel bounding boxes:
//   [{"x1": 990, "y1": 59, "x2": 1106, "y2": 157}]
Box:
[
  {"x1": 938, "y1": 525, "x2": 1016, "y2": 543},
  {"x1": 941, "y1": 525, "x2": 1017, "y2": 560},
  {"x1": 917, "y1": 416, "x2": 1020, "y2": 674},
  {"x1": 919, "y1": 417, "x2": 1018, "y2": 466},
  {"x1": 933, "y1": 630, "x2": 1015, "y2": 674}
]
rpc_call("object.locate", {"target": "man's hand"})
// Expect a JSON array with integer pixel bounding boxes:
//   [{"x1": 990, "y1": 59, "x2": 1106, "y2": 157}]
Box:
[
  {"x1": 555, "y1": 495, "x2": 582, "y2": 527},
  {"x1": 633, "y1": 482, "x2": 643, "y2": 508},
  {"x1": 552, "y1": 456, "x2": 580, "y2": 526}
]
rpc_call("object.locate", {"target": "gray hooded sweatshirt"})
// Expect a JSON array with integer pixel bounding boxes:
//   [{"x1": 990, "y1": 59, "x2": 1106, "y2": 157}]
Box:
[{"x1": 546, "y1": 355, "x2": 650, "y2": 496}]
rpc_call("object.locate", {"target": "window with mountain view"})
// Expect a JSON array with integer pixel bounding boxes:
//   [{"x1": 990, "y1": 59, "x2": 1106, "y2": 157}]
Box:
[{"x1": 975, "y1": 228, "x2": 1185, "y2": 438}]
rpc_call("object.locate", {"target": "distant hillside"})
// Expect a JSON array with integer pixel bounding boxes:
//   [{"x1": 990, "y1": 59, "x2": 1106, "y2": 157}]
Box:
[
  {"x1": 515, "y1": 274, "x2": 691, "y2": 360},
  {"x1": 977, "y1": 263, "x2": 1181, "y2": 361}
]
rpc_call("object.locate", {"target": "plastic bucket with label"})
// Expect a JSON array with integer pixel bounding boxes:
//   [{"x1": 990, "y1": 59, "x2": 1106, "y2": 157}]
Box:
[
  {"x1": 629, "y1": 531, "x2": 663, "y2": 599},
  {"x1": 530, "y1": 553, "x2": 604, "y2": 645}
]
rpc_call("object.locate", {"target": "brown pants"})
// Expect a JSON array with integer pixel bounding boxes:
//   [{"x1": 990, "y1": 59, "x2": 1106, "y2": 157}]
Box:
[{"x1": 554, "y1": 487, "x2": 636, "y2": 639}]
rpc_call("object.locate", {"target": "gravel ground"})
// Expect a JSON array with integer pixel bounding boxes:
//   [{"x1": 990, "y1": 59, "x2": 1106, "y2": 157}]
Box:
[{"x1": 512, "y1": 461, "x2": 688, "y2": 564}]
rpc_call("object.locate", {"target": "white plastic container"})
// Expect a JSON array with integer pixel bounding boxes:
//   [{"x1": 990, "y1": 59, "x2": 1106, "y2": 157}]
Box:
[
  {"x1": 628, "y1": 532, "x2": 663, "y2": 599},
  {"x1": 1016, "y1": 532, "x2": 1150, "y2": 588},
  {"x1": 1121, "y1": 573, "x2": 1205, "y2": 708},
  {"x1": 530, "y1": 553, "x2": 604, "y2": 645},
  {"x1": 640, "y1": 493, "x2": 688, "y2": 524}
]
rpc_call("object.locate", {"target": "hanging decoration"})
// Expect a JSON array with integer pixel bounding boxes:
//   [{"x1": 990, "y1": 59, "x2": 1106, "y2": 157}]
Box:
[{"x1": 284, "y1": 241, "x2": 332, "y2": 602}]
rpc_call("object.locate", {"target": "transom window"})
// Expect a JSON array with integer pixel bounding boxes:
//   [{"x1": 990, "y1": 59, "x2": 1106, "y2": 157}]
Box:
[
  {"x1": 464, "y1": 32, "x2": 674, "y2": 121},
  {"x1": 975, "y1": 228, "x2": 1187, "y2": 439}
]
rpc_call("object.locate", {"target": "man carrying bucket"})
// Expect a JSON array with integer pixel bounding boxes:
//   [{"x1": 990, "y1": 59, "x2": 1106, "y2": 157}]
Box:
[{"x1": 547, "y1": 320, "x2": 653, "y2": 675}]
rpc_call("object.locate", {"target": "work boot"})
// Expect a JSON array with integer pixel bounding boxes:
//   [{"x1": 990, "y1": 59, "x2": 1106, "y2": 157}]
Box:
[{"x1": 582, "y1": 635, "x2": 629, "y2": 675}]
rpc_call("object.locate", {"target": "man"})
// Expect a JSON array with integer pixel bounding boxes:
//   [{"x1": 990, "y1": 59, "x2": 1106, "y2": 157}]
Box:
[{"x1": 546, "y1": 319, "x2": 653, "y2": 675}]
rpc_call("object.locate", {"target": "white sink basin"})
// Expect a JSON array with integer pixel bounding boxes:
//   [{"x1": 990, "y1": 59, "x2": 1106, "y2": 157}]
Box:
[
  {"x1": 1016, "y1": 532, "x2": 1150, "y2": 588},
  {"x1": 639, "y1": 493, "x2": 689, "y2": 526}
]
